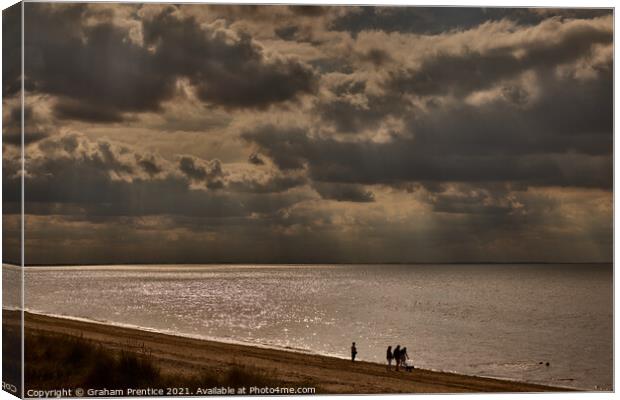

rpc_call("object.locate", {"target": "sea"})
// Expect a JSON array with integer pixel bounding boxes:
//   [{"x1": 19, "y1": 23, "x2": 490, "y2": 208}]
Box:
[{"x1": 2, "y1": 263, "x2": 613, "y2": 390}]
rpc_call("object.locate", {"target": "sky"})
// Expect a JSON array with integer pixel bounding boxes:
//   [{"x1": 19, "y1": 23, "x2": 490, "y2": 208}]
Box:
[{"x1": 2, "y1": 3, "x2": 613, "y2": 265}]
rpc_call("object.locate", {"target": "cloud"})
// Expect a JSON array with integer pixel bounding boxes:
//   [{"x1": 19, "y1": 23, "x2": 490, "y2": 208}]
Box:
[
  {"x1": 360, "y1": 48, "x2": 392, "y2": 67},
  {"x1": 178, "y1": 155, "x2": 223, "y2": 189},
  {"x1": 316, "y1": 93, "x2": 404, "y2": 135},
  {"x1": 275, "y1": 25, "x2": 299, "y2": 41},
  {"x1": 3, "y1": 104, "x2": 51, "y2": 146},
  {"x1": 24, "y1": 4, "x2": 175, "y2": 122},
  {"x1": 7, "y1": 133, "x2": 310, "y2": 222},
  {"x1": 289, "y1": 5, "x2": 330, "y2": 17},
  {"x1": 241, "y1": 125, "x2": 311, "y2": 171},
  {"x1": 227, "y1": 172, "x2": 307, "y2": 194},
  {"x1": 22, "y1": 3, "x2": 318, "y2": 123},
  {"x1": 248, "y1": 152, "x2": 265, "y2": 165},
  {"x1": 53, "y1": 99, "x2": 128, "y2": 123},
  {"x1": 384, "y1": 16, "x2": 612, "y2": 98},
  {"x1": 135, "y1": 154, "x2": 163, "y2": 177},
  {"x1": 142, "y1": 6, "x2": 318, "y2": 109},
  {"x1": 411, "y1": 183, "x2": 525, "y2": 216},
  {"x1": 2, "y1": 3, "x2": 22, "y2": 98},
  {"x1": 313, "y1": 182, "x2": 375, "y2": 202},
  {"x1": 331, "y1": 7, "x2": 611, "y2": 36},
  {"x1": 179, "y1": 156, "x2": 222, "y2": 181},
  {"x1": 243, "y1": 83, "x2": 612, "y2": 190}
]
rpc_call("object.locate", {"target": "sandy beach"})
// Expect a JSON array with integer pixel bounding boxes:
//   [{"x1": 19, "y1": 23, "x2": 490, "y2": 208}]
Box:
[{"x1": 3, "y1": 310, "x2": 570, "y2": 394}]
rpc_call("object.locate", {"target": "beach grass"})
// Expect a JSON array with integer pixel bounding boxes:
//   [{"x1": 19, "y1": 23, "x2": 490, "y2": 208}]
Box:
[
  {"x1": 2, "y1": 312, "x2": 22, "y2": 395},
  {"x1": 24, "y1": 330, "x2": 279, "y2": 393}
]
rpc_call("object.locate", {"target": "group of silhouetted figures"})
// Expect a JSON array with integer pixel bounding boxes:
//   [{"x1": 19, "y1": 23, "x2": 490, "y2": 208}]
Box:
[
  {"x1": 349, "y1": 342, "x2": 414, "y2": 372},
  {"x1": 386, "y1": 345, "x2": 413, "y2": 371}
]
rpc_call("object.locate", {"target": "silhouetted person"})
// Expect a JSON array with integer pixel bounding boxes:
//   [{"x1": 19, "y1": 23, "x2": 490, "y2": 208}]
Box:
[
  {"x1": 386, "y1": 346, "x2": 394, "y2": 370},
  {"x1": 351, "y1": 342, "x2": 357, "y2": 362},
  {"x1": 401, "y1": 347, "x2": 409, "y2": 364},
  {"x1": 401, "y1": 347, "x2": 412, "y2": 371},
  {"x1": 393, "y1": 345, "x2": 401, "y2": 371}
]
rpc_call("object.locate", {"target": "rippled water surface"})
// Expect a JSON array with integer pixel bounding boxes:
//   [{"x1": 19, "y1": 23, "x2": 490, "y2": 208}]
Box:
[{"x1": 6, "y1": 264, "x2": 612, "y2": 390}]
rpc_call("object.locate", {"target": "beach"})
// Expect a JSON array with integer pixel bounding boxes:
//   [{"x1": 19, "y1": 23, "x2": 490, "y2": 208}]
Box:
[{"x1": 4, "y1": 310, "x2": 568, "y2": 394}]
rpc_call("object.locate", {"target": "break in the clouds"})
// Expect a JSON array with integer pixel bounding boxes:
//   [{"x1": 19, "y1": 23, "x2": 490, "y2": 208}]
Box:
[{"x1": 2, "y1": 3, "x2": 612, "y2": 264}]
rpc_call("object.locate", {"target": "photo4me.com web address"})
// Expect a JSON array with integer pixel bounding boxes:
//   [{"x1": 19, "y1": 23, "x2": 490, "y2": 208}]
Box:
[{"x1": 25, "y1": 385, "x2": 317, "y2": 398}]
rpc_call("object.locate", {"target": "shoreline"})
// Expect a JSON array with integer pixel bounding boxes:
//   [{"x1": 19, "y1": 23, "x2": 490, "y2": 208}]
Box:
[
  {"x1": 4, "y1": 310, "x2": 573, "y2": 394},
  {"x1": 16, "y1": 309, "x2": 584, "y2": 391}
]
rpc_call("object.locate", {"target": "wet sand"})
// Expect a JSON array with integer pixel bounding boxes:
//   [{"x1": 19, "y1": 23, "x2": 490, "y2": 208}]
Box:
[{"x1": 7, "y1": 311, "x2": 570, "y2": 394}]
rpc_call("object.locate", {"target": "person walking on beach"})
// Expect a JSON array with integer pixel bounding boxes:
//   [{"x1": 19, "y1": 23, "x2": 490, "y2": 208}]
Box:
[
  {"x1": 401, "y1": 347, "x2": 414, "y2": 372},
  {"x1": 401, "y1": 347, "x2": 409, "y2": 370},
  {"x1": 351, "y1": 342, "x2": 357, "y2": 362},
  {"x1": 393, "y1": 345, "x2": 401, "y2": 371},
  {"x1": 386, "y1": 346, "x2": 394, "y2": 370},
  {"x1": 401, "y1": 347, "x2": 409, "y2": 364}
]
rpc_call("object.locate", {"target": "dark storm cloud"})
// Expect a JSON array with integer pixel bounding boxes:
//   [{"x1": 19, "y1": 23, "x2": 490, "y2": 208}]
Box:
[
  {"x1": 37, "y1": 133, "x2": 79, "y2": 154},
  {"x1": 53, "y1": 100, "x2": 128, "y2": 123},
  {"x1": 2, "y1": 3, "x2": 21, "y2": 97},
  {"x1": 248, "y1": 152, "x2": 265, "y2": 165},
  {"x1": 135, "y1": 154, "x2": 163, "y2": 177},
  {"x1": 312, "y1": 182, "x2": 375, "y2": 202},
  {"x1": 360, "y1": 48, "x2": 393, "y2": 67},
  {"x1": 317, "y1": 93, "x2": 404, "y2": 134},
  {"x1": 303, "y1": 12, "x2": 612, "y2": 182},
  {"x1": 177, "y1": 155, "x2": 223, "y2": 189},
  {"x1": 24, "y1": 4, "x2": 174, "y2": 122},
  {"x1": 95, "y1": 141, "x2": 135, "y2": 174},
  {"x1": 288, "y1": 5, "x2": 330, "y2": 17},
  {"x1": 331, "y1": 7, "x2": 519, "y2": 36},
  {"x1": 31, "y1": 134, "x2": 138, "y2": 178},
  {"x1": 275, "y1": 25, "x2": 299, "y2": 41},
  {"x1": 2, "y1": 131, "x2": 48, "y2": 146},
  {"x1": 330, "y1": 7, "x2": 611, "y2": 36},
  {"x1": 6, "y1": 134, "x2": 308, "y2": 220},
  {"x1": 258, "y1": 131, "x2": 606, "y2": 188},
  {"x1": 407, "y1": 73, "x2": 613, "y2": 157},
  {"x1": 7, "y1": 132, "x2": 310, "y2": 221},
  {"x1": 316, "y1": 78, "x2": 400, "y2": 135},
  {"x1": 22, "y1": 4, "x2": 317, "y2": 123},
  {"x1": 3, "y1": 105, "x2": 50, "y2": 146},
  {"x1": 243, "y1": 71, "x2": 613, "y2": 192},
  {"x1": 142, "y1": 6, "x2": 317, "y2": 109},
  {"x1": 309, "y1": 58, "x2": 355, "y2": 74},
  {"x1": 227, "y1": 174, "x2": 307, "y2": 194},
  {"x1": 386, "y1": 18, "x2": 612, "y2": 98},
  {"x1": 242, "y1": 126, "x2": 310, "y2": 170},
  {"x1": 14, "y1": 169, "x2": 244, "y2": 219},
  {"x1": 413, "y1": 183, "x2": 524, "y2": 216}
]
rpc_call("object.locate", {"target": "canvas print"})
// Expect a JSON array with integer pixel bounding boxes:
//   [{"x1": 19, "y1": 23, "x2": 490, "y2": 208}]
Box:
[{"x1": 2, "y1": 2, "x2": 613, "y2": 397}]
